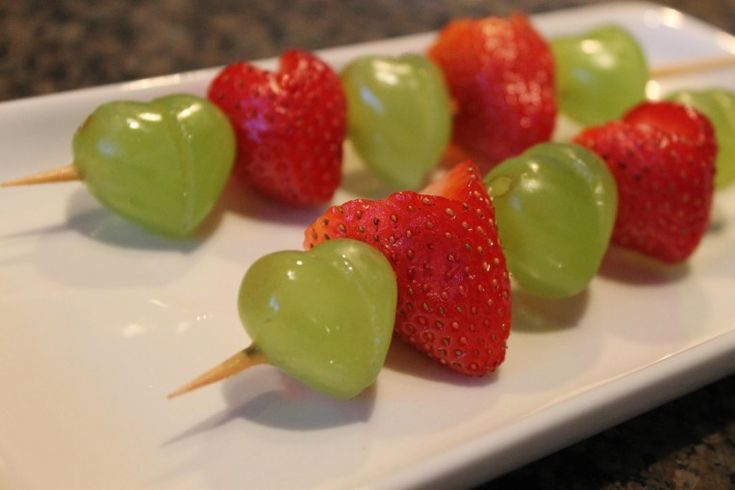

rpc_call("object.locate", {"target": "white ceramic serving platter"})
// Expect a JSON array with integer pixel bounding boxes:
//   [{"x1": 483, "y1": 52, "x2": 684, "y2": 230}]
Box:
[{"x1": 1, "y1": 2, "x2": 734, "y2": 489}]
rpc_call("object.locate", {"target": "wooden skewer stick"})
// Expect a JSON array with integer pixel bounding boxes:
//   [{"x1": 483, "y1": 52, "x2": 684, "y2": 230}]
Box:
[
  {"x1": 168, "y1": 345, "x2": 267, "y2": 399},
  {"x1": 1, "y1": 164, "x2": 80, "y2": 187},
  {"x1": 651, "y1": 54, "x2": 735, "y2": 78}
]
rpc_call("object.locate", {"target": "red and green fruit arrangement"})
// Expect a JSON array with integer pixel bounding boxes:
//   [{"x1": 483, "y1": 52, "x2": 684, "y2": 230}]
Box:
[{"x1": 3, "y1": 12, "x2": 733, "y2": 400}]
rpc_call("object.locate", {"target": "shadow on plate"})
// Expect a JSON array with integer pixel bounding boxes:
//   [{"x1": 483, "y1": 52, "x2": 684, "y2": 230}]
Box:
[
  {"x1": 1, "y1": 188, "x2": 202, "y2": 253},
  {"x1": 511, "y1": 288, "x2": 589, "y2": 333},
  {"x1": 383, "y1": 339, "x2": 499, "y2": 387},
  {"x1": 164, "y1": 370, "x2": 376, "y2": 444},
  {"x1": 3, "y1": 178, "x2": 329, "y2": 250},
  {"x1": 198, "y1": 179, "x2": 327, "y2": 234},
  {"x1": 67, "y1": 190, "x2": 204, "y2": 252},
  {"x1": 598, "y1": 245, "x2": 690, "y2": 285}
]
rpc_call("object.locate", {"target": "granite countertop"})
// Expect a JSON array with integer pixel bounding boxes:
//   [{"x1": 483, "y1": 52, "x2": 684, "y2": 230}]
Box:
[{"x1": 2, "y1": 0, "x2": 734, "y2": 488}]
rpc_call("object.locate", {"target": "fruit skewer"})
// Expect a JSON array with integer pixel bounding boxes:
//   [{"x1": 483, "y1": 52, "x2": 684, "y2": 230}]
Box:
[
  {"x1": 170, "y1": 238, "x2": 399, "y2": 400},
  {"x1": 172, "y1": 162, "x2": 513, "y2": 398},
  {"x1": 549, "y1": 24, "x2": 735, "y2": 126},
  {"x1": 2, "y1": 15, "x2": 732, "y2": 395},
  {"x1": 1, "y1": 17, "x2": 727, "y2": 305},
  {"x1": 3, "y1": 45, "x2": 732, "y2": 192},
  {"x1": 1, "y1": 50, "x2": 347, "y2": 239},
  {"x1": 171, "y1": 98, "x2": 718, "y2": 399},
  {"x1": 344, "y1": 21, "x2": 734, "y2": 190},
  {"x1": 549, "y1": 24, "x2": 735, "y2": 188},
  {"x1": 3, "y1": 20, "x2": 732, "y2": 200},
  {"x1": 2, "y1": 16, "x2": 728, "y2": 290},
  {"x1": 1, "y1": 94, "x2": 236, "y2": 238}
]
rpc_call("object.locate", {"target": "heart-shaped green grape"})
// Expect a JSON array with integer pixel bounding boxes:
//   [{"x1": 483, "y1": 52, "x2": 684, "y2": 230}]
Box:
[
  {"x1": 484, "y1": 143, "x2": 618, "y2": 298},
  {"x1": 551, "y1": 25, "x2": 648, "y2": 126},
  {"x1": 238, "y1": 239, "x2": 397, "y2": 399},
  {"x1": 341, "y1": 54, "x2": 452, "y2": 189},
  {"x1": 667, "y1": 88, "x2": 735, "y2": 188},
  {"x1": 72, "y1": 94, "x2": 235, "y2": 237}
]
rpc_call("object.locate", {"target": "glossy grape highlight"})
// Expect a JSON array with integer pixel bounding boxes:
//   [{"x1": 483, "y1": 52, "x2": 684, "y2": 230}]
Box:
[
  {"x1": 484, "y1": 143, "x2": 617, "y2": 297},
  {"x1": 341, "y1": 54, "x2": 452, "y2": 189},
  {"x1": 73, "y1": 94, "x2": 235, "y2": 237},
  {"x1": 551, "y1": 25, "x2": 648, "y2": 126},
  {"x1": 239, "y1": 239, "x2": 397, "y2": 399}
]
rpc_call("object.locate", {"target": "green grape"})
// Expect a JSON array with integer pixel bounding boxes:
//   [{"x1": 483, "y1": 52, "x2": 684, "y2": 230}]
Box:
[
  {"x1": 72, "y1": 94, "x2": 235, "y2": 237},
  {"x1": 238, "y1": 239, "x2": 397, "y2": 399},
  {"x1": 667, "y1": 88, "x2": 735, "y2": 188},
  {"x1": 551, "y1": 25, "x2": 649, "y2": 126},
  {"x1": 341, "y1": 54, "x2": 452, "y2": 189},
  {"x1": 484, "y1": 143, "x2": 617, "y2": 298}
]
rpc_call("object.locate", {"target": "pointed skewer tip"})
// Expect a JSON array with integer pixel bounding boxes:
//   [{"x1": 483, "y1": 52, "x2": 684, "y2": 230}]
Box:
[
  {"x1": 167, "y1": 346, "x2": 267, "y2": 399},
  {"x1": 1, "y1": 164, "x2": 81, "y2": 188}
]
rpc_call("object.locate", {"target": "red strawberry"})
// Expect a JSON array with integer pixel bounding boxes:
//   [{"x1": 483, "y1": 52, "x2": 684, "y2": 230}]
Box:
[
  {"x1": 575, "y1": 101, "x2": 716, "y2": 263},
  {"x1": 304, "y1": 162, "x2": 512, "y2": 376},
  {"x1": 428, "y1": 14, "x2": 556, "y2": 169},
  {"x1": 208, "y1": 50, "x2": 346, "y2": 206}
]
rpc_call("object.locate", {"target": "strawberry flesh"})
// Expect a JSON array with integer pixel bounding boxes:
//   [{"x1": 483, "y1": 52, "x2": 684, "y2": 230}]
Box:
[{"x1": 625, "y1": 101, "x2": 712, "y2": 143}]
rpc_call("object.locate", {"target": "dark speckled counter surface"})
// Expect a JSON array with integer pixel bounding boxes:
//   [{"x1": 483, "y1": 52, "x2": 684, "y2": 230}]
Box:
[{"x1": 2, "y1": 1, "x2": 734, "y2": 488}]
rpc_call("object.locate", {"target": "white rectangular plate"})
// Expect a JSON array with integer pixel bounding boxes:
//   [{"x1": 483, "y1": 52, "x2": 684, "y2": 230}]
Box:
[{"x1": 1, "y1": 2, "x2": 735, "y2": 489}]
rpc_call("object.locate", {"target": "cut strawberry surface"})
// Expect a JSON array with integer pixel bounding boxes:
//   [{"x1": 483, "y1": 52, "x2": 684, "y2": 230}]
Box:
[
  {"x1": 208, "y1": 50, "x2": 346, "y2": 206},
  {"x1": 429, "y1": 14, "x2": 556, "y2": 169},
  {"x1": 575, "y1": 101, "x2": 716, "y2": 263},
  {"x1": 420, "y1": 161, "x2": 480, "y2": 201},
  {"x1": 304, "y1": 162, "x2": 511, "y2": 376},
  {"x1": 624, "y1": 101, "x2": 714, "y2": 143}
]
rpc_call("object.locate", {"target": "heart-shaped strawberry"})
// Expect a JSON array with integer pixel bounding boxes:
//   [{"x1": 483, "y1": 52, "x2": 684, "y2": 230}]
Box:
[
  {"x1": 575, "y1": 101, "x2": 716, "y2": 262},
  {"x1": 667, "y1": 89, "x2": 735, "y2": 189},
  {"x1": 208, "y1": 50, "x2": 347, "y2": 206},
  {"x1": 304, "y1": 162, "x2": 512, "y2": 376},
  {"x1": 428, "y1": 14, "x2": 556, "y2": 169},
  {"x1": 72, "y1": 94, "x2": 235, "y2": 237}
]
